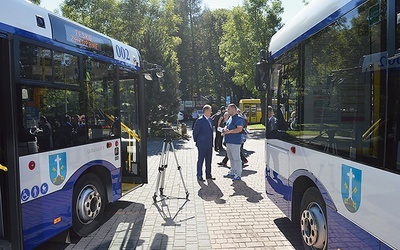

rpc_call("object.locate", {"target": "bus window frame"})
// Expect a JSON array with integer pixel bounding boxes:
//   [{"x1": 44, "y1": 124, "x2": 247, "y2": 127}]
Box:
[{"x1": 14, "y1": 36, "x2": 84, "y2": 91}]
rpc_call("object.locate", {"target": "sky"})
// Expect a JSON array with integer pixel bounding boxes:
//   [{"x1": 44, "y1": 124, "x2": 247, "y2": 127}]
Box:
[{"x1": 40, "y1": 0, "x2": 305, "y2": 25}]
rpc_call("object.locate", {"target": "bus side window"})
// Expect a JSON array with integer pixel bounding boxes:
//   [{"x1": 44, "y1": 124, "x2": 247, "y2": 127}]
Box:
[{"x1": 84, "y1": 58, "x2": 118, "y2": 141}]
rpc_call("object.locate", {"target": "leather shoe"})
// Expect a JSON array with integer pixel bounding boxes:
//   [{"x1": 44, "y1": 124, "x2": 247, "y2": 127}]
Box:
[
  {"x1": 197, "y1": 177, "x2": 205, "y2": 182},
  {"x1": 206, "y1": 176, "x2": 216, "y2": 180},
  {"x1": 217, "y1": 162, "x2": 227, "y2": 167}
]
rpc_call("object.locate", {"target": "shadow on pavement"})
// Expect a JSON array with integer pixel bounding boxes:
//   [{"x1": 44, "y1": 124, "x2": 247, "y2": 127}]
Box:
[
  {"x1": 153, "y1": 198, "x2": 193, "y2": 227},
  {"x1": 150, "y1": 233, "x2": 169, "y2": 249},
  {"x1": 241, "y1": 169, "x2": 257, "y2": 177},
  {"x1": 274, "y1": 217, "x2": 304, "y2": 249},
  {"x1": 35, "y1": 201, "x2": 145, "y2": 249},
  {"x1": 197, "y1": 180, "x2": 226, "y2": 204},
  {"x1": 230, "y1": 180, "x2": 264, "y2": 203},
  {"x1": 97, "y1": 201, "x2": 146, "y2": 249}
]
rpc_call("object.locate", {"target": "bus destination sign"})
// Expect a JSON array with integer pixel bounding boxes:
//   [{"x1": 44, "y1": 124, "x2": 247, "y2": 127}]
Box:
[
  {"x1": 65, "y1": 25, "x2": 102, "y2": 51},
  {"x1": 50, "y1": 14, "x2": 113, "y2": 58}
]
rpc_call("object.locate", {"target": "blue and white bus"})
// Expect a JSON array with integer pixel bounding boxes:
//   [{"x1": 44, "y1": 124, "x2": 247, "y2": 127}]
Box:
[
  {"x1": 257, "y1": 0, "x2": 400, "y2": 249},
  {"x1": 0, "y1": 0, "x2": 148, "y2": 249}
]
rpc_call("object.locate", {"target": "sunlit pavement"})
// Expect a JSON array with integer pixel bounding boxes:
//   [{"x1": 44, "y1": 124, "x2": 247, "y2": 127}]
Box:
[{"x1": 36, "y1": 123, "x2": 303, "y2": 250}]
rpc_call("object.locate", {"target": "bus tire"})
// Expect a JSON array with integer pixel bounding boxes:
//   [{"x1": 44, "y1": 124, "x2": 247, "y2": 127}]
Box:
[
  {"x1": 72, "y1": 173, "x2": 105, "y2": 236},
  {"x1": 299, "y1": 187, "x2": 328, "y2": 250}
]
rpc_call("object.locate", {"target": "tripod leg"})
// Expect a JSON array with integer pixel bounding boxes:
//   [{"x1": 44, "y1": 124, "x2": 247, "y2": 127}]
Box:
[
  {"x1": 159, "y1": 142, "x2": 170, "y2": 196},
  {"x1": 170, "y1": 143, "x2": 189, "y2": 199},
  {"x1": 324, "y1": 141, "x2": 328, "y2": 153},
  {"x1": 153, "y1": 141, "x2": 167, "y2": 202}
]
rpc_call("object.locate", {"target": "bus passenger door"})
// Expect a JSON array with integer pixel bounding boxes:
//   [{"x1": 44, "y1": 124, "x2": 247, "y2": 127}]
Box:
[
  {"x1": 119, "y1": 70, "x2": 148, "y2": 187},
  {"x1": 251, "y1": 104, "x2": 258, "y2": 123},
  {"x1": 244, "y1": 104, "x2": 254, "y2": 123},
  {"x1": 243, "y1": 104, "x2": 249, "y2": 121},
  {"x1": 0, "y1": 34, "x2": 23, "y2": 249}
]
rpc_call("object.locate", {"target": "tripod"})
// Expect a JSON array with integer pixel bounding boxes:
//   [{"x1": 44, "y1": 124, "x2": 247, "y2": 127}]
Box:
[
  {"x1": 153, "y1": 136, "x2": 189, "y2": 202},
  {"x1": 323, "y1": 129, "x2": 337, "y2": 155}
]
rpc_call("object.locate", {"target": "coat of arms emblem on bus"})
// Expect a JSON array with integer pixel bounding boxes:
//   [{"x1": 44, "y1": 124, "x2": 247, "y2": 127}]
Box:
[
  {"x1": 341, "y1": 164, "x2": 362, "y2": 213},
  {"x1": 49, "y1": 153, "x2": 67, "y2": 186}
]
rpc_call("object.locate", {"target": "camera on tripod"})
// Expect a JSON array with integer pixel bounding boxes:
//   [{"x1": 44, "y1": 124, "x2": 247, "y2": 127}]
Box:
[
  {"x1": 162, "y1": 127, "x2": 175, "y2": 138},
  {"x1": 161, "y1": 127, "x2": 189, "y2": 141}
]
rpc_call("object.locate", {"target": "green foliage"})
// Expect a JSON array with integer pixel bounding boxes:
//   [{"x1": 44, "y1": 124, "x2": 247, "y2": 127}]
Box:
[
  {"x1": 31, "y1": 0, "x2": 40, "y2": 5},
  {"x1": 195, "y1": 9, "x2": 233, "y2": 106},
  {"x1": 175, "y1": 0, "x2": 203, "y2": 100},
  {"x1": 220, "y1": 0, "x2": 283, "y2": 97},
  {"x1": 62, "y1": 0, "x2": 120, "y2": 37}
]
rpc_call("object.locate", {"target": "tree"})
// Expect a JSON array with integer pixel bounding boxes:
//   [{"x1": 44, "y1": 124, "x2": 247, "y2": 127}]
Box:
[
  {"x1": 220, "y1": 0, "x2": 282, "y2": 95},
  {"x1": 175, "y1": 0, "x2": 203, "y2": 101},
  {"x1": 218, "y1": 0, "x2": 282, "y2": 123},
  {"x1": 62, "y1": 0, "x2": 120, "y2": 37},
  {"x1": 196, "y1": 9, "x2": 233, "y2": 107}
]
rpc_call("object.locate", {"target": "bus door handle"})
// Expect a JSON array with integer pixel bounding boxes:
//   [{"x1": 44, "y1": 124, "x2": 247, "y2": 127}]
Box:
[{"x1": 0, "y1": 164, "x2": 8, "y2": 172}]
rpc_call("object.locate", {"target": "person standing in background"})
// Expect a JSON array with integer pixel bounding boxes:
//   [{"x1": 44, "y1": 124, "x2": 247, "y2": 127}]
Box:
[
  {"x1": 217, "y1": 109, "x2": 247, "y2": 167},
  {"x1": 222, "y1": 104, "x2": 244, "y2": 181},
  {"x1": 193, "y1": 105, "x2": 215, "y2": 181},
  {"x1": 267, "y1": 105, "x2": 278, "y2": 139},
  {"x1": 191, "y1": 109, "x2": 199, "y2": 130},
  {"x1": 212, "y1": 106, "x2": 225, "y2": 152},
  {"x1": 38, "y1": 115, "x2": 53, "y2": 152}
]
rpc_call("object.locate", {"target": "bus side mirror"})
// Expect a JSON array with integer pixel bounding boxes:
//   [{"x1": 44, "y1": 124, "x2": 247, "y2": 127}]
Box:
[{"x1": 255, "y1": 61, "x2": 269, "y2": 91}]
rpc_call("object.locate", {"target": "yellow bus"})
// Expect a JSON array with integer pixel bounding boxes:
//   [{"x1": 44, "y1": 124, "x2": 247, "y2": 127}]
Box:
[
  {"x1": 239, "y1": 99, "x2": 262, "y2": 124},
  {"x1": 239, "y1": 98, "x2": 296, "y2": 124}
]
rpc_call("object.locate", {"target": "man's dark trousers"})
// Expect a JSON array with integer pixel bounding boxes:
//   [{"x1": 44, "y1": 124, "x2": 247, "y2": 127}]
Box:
[
  {"x1": 215, "y1": 129, "x2": 223, "y2": 150},
  {"x1": 197, "y1": 147, "x2": 212, "y2": 178}
]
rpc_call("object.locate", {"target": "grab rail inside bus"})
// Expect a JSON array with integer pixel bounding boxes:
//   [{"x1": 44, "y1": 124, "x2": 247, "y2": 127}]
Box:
[
  {"x1": 104, "y1": 113, "x2": 141, "y2": 142},
  {"x1": 0, "y1": 164, "x2": 8, "y2": 172},
  {"x1": 362, "y1": 118, "x2": 382, "y2": 141}
]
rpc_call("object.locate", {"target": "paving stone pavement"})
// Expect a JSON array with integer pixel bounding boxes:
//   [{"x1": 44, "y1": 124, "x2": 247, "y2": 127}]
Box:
[{"x1": 36, "y1": 127, "x2": 303, "y2": 250}]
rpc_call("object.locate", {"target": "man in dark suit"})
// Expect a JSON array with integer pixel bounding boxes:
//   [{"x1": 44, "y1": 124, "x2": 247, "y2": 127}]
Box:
[{"x1": 193, "y1": 104, "x2": 215, "y2": 181}]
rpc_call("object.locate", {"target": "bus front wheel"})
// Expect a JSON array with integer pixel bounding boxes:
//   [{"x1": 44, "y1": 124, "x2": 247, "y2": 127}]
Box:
[
  {"x1": 299, "y1": 187, "x2": 328, "y2": 250},
  {"x1": 72, "y1": 173, "x2": 106, "y2": 236}
]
